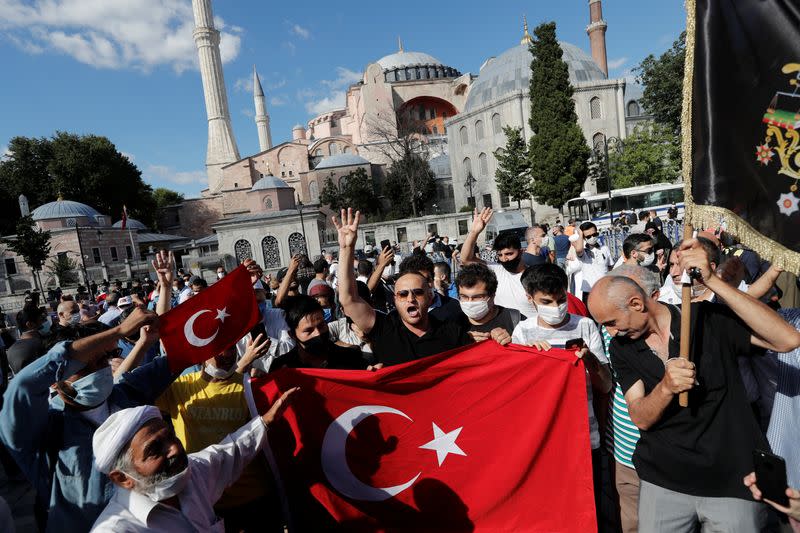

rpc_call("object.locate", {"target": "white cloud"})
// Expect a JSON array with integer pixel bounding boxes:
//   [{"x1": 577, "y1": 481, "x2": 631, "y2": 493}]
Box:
[
  {"x1": 0, "y1": 0, "x2": 241, "y2": 72},
  {"x1": 304, "y1": 67, "x2": 361, "y2": 115},
  {"x1": 120, "y1": 151, "x2": 135, "y2": 162},
  {"x1": 0, "y1": 145, "x2": 10, "y2": 161},
  {"x1": 145, "y1": 164, "x2": 207, "y2": 186},
  {"x1": 607, "y1": 57, "x2": 628, "y2": 70},
  {"x1": 270, "y1": 95, "x2": 287, "y2": 107},
  {"x1": 288, "y1": 23, "x2": 310, "y2": 40},
  {"x1": 241, "y1": 108, "x2": 254, "y2": 118},
  {"x1": 266, "y1": 76, "x2": 286, "y2": 90},
  {"x1": 234, "y1": 75, "x2": 254, "y2": 93}
]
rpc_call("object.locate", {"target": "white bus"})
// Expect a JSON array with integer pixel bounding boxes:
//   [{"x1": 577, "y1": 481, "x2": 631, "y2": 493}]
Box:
[{"x1": 564, "y1": 182, "x2": 684, "y2": 228}]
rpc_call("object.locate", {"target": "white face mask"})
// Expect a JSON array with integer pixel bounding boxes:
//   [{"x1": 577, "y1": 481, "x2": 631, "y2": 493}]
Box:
[
  {"x1": 585, "y1": 236, "x2": 599, "y2": 246},
  {"x1": 460, "y1": 299, "x2": 491, "y2": 321},
  {"x1": 127, "y1": 464, "x2": 191, "y2": 502},
  {"x1": 217, "y1": 272, "x2": 224, "y2": 279},
  {"x1": 536, "y1": 302, "x2": 569, "y2": 326},
  {"x1": 204, "y1": 362, "x2": 236, "y2": 380},
  {"x1": 638, "y1": 252, "x2": 655, "y2": 267}
]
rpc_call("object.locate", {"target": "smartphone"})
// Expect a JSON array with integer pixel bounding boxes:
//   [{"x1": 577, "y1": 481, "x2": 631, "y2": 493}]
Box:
[
  {"x1": 380, "y1": 239, "x2": 391, "y2": 251},
  {"x1": 565, "y1": 338, "x2": 585, "y2": 350},
  {"x1": 753, "y1": 449, "x2": 790, "y2": 507}
]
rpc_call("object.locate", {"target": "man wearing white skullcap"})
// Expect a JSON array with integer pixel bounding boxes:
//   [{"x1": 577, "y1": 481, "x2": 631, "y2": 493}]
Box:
[{"x1": 90, "y1": 387, "x2": 298, "y2": 532}]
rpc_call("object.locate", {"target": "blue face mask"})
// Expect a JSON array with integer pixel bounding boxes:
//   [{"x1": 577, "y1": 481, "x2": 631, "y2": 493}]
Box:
[
  {"x1": 63, "y1": 365, "x2": 114, "y2": 408},
  {"x1": 323, "y1": 308, "x2": 333, "y2": 322},
  {"x1": 39, "y1": 320, "x2": 52, "y2": 336}
]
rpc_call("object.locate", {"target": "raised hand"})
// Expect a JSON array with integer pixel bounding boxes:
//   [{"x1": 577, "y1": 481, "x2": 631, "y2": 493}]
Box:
[
  {"x1": 116, "y1": 308, "x2": 158, "y2": 339},
  {"x1": 678, "y1": 239, "x2": 713, "y2": 283},
  {"x1": 243, "y1": 258, "x2": 263, "y2": 285},
  {"x1": 151, "y1": 250, "x2": 175, "y2": 285},
  {"x1": 261, "y1": 387, "x2": 300, "y2": 427},
  {"x1": 332, "y1": 208, "x2": 361, "y2": 249},
  {"x1": 137, "y1": 324, "x2": 159, "y2": 348},
  {"x1": 377, "y1": 246, "x2": 395, "y2": 268},
  {"x1": 470, "y1": 207, "x2": 493, "y2": 235},
  {"x1": 238, "y1": 333, "x2": 271, "y2": 373}
]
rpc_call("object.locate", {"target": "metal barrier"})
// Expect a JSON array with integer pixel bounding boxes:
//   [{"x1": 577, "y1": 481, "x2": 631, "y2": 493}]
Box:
[{"x1": 600, "y1": 220, "x2": 684, "y2": 261}]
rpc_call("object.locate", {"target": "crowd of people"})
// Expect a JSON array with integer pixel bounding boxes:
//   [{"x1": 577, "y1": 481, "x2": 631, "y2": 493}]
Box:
[{"x1": 0, "y1": 205, "x2": 798, "y2": 532}]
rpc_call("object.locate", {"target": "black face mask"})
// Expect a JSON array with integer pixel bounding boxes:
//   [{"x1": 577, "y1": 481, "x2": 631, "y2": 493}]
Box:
[
  {"x1": 498, "y1": 255, "x2": 521, "y2": 272},
  {"x1": 301, "y1": 331, "x2": 332, "y2": 354}
]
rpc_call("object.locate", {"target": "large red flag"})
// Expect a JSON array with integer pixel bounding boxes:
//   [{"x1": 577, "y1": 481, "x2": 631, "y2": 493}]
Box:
[
  {"x1": 160, "y1": 265, "x2": 259, "y2": 372},
  {"x1": 252, "y1": 342, "x2": 596, "y2": 532}
]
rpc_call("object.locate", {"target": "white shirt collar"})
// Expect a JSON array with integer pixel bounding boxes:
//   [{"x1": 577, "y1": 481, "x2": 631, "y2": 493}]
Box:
[{"x1": 114, "y1": 487, "x2": 160, "y2": 527}]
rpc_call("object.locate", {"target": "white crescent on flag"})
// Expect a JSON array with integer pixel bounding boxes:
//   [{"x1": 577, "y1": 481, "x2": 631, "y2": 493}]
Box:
[{"x1": 183, "y1": 307, "x2": 230, "y2": 347}]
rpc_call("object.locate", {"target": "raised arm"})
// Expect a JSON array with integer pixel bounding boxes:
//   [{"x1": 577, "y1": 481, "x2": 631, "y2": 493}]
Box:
[
  {"x1": 625, "y1": 357, "x2": 696, "y2": 430},
  {"x1": 151, "y1": 250, "x2": 175, "y2": 316},
  {"x1": 334, "y1": 208, "x2": 376, "y2": 334},
  {"x1": 572, "y1": 228, "x2": 585, "y2": 256},
  {"x1": 367, "y1": 246, "x2": 394, "y2": 293},
  {"x1": 745, "y1": 264, "x2": 782, "y2": 300},
  {"x1": 113, "y1": 324, "x2": 159, "y2": 378},
  {"x1": 461, "y1": 207, "x2": 492, "y2": 265},
  {"x1": 680, "y1": 239, "x2": 800, "y2": 353},
  {"x1": 274, "y1": 255, "x2": 301, "y2": 309}
]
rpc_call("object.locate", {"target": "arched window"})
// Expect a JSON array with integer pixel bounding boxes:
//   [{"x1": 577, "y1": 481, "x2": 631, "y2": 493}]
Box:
[
  {"x1": 234, "y1": 240, "x2": 252, "y2": 264},
  {"x1": 330, "y1": 143, "x2": 340, "y2": 155},
  {"x1": 475, "y1": 120, "x2": 484, "y2": 140},
  {"x1": 627, "y1": 100, "x2": 640, "y2": 117},
  {"x1": 314, "y1": 149, "x2": 323, "y2": 157},
  {"x1": 479, "y1": 153, "x2": 488, "y2": 176},
  {"x1": 463, "y1": 157, "x2": 472, "y2": 176},
  {"x1": 343, "y1": 145, "x2": 351, "y2": 154},
  {"x1": 491, "y1": 113, "x2": 502, "y2": 135},
  {"x1": 261, "y1": 236, "x2": 281, "y2": 269},
  {"x1": 592, "y1": 132, "x2": 606, "y2": 150},
  {"x1": 264, "y1": 197, "x2": 273, "y2": 209},
  {"x1": 288, "y1": 232, "x2": 306, "y2": 256},
  {"x1": 590, "y1": 97, "x2": 602, "y2": 119},
  {"x1": 459, "y1": 126, "x2": 469, "y2": 145},
  {"x1": 309, "y1": 180, "x2": 319, "y2": 202}
]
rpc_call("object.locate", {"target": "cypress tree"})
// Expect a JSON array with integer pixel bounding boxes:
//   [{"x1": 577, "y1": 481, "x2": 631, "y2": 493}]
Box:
[{"x1": 494, "y1": 126, "x2": 531, "y2": 209}]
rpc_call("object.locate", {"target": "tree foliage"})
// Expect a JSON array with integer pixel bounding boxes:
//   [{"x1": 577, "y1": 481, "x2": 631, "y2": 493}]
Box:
[
  {"x1": 0, "y1": 132, "x2": 157, "y2": 234},
  {"x1": 152, "y1": 188, "x2": 185, "y2": 209},
  {"x1": 607, "y1": 124, "x2": 681, "y2": 189},
  {"x1": 3, "y1": 215, "x2": 51, "y2": 289},
  {"x1": 635, "y1": 32, "x2": 686, "y2": 133},
  {"x1": 382, "y1": 154, "x2": 437, "y2": 219},
  {"x1": 319, "y1": 168, "x2": 379, "y2": 214},
  {"x1": 527, "y1": 22, "x2": 591, "y2": 208},
  {"x1": 47, "y1": 255, "x2": 79, "y2": 285},
  {"x1": 494, "y1": 126, "x2": 531, "y2": 209}
]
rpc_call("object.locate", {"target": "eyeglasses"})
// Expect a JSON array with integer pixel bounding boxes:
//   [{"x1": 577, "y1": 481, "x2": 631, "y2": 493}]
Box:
[
  {"x1": 395, "y1": 288, "x2": 427, "y2": 299},
  {"x1": 635, "y1": 247, "x2": 654, "y2": 254},
  {"x1": 458, "y1": 294, "x2": 490, "y2": 302}
]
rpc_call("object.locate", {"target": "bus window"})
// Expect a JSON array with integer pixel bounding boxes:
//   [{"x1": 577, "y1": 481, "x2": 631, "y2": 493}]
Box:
[
  {"x1": 610, "y1": 196, "x2": 628, "y2": 213},
  {"x1": 647, "y1": 190, "x2": 669, "y2": 206},
  {"x1": 569, "y1": 200, "x2": 589, "y2": 221},
  {"x1": 626, "y1": 193, "x2": 648, "y2": 211},
  {"x1": 667, "y1": 187, "x2": 684, "y2": 204},
  {"x1": 589, "y1": 199, "x2": 608, "y2": 217}
]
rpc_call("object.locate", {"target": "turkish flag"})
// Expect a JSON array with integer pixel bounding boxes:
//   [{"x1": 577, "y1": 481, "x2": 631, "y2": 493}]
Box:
[
  {"x1": 252, "y1": 342, "x2": 596, "y2": 532},
  {"x1": 160, "y1": 265, "x2": 259, "y2": 373}
]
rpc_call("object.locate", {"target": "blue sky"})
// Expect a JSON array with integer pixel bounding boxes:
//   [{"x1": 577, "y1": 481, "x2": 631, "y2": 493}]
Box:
[{"x1": 0, "y1": 0, "x2": 685, "y2": 198}]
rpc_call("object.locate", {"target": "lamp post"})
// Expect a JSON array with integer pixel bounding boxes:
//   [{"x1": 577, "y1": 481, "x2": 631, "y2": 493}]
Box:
[
  {"x1": 464, "y1": 172, "x2": 477, "y2": 208},
  {"x1": 297, "y1": 195, "x2": 308, "y2": 255},
  {"x1": 74, "y1": 226, "x2": 93, "y2": 297},
  {"x1": 592, "y1": 136, "x2": 623, "y2": 226}
]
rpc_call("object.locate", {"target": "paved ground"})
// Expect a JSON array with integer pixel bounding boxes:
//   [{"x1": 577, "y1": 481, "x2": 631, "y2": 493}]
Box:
[{"x1": 0, "y1": 457, "x2": 37, "y2": 533}]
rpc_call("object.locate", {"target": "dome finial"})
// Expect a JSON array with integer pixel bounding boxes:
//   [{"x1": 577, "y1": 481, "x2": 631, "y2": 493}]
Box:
[
  {"x1": 521, "y1": 15, "x2": 533, "y2": 45},
  {"x1": 398, "y1": 36, "x2": 403, "y2": 53},
  {"x1": 57, "y1": 192, "x2": 64, "y2": 201}
]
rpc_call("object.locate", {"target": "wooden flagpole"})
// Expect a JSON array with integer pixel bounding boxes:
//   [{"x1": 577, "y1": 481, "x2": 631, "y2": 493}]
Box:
[{"x1": 678, "y1": 223, "x2": 693, "y2": 408}]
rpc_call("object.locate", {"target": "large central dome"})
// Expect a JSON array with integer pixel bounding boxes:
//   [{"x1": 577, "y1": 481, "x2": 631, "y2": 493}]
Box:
[
  {"x1": 464, "y1": 42, "x2": 606, "y2": 112},
  {"x1": 376, "y1": 50, "x2": 443, "y2": 71}
]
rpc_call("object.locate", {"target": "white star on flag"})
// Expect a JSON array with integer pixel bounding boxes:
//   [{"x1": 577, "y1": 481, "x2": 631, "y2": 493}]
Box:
[
  {"x1": 777, "y1": 193, "x2": 799, "y2": 216},
  {"x1": 419, "y1": 422, "x2": 466, "y2": 467},
  {"x1": 215, "y1": 307, "x2": 230, "y2": 322}
]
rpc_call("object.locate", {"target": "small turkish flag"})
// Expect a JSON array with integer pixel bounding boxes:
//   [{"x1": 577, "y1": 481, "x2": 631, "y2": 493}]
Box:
[
  {"x1": 252, "y1": 342, "x2": 596, "y2": 532},
  {"x1": 121, "y1": 205, "x2": 128, "y2": 230},
  {"x1": 160, "y1": 265, "x2": 259, "y2": 373}
]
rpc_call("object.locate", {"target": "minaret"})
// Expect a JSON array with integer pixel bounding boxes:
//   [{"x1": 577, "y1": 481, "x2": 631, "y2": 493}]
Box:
[
  {"x1": 586, "y1": 0, "x2": 608, "y2": 77},
  {"x1": 253, "y1": 66, "x2": 273, "y2": 152},
  {"x1": 521, "y1": 15, "x2": 533, "y2": 45},
  {"x1": 192, "y1": 0, "x2": 240, "y2": 192}
]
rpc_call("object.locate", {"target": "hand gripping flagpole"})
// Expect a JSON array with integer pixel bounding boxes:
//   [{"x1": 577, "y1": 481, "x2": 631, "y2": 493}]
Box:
[{"x1": 678, "y1": 226, "x2": 696, "y2": 408}]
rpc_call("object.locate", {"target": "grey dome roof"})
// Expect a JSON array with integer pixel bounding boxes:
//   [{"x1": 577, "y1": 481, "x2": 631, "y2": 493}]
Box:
[
  {"x1": 377, "y1": 50, "x2": 443, "y2": 71},
  {"x1": 251, "y1": 175, "x2": 292, "y2": 191},
  {"x1": 429, "y1": 153, "x2": 451, "y2": 175},
  {"x1": 464, "y1": 42, "x2": 606, "y2": 112},
  {"x1": 112, "y1": 218, "x2": 148, "y2": 230},
  {"x1": 31, "y1": 199, "x2": 101, "y2": 221},
  {"x1": 315, "y1": 153, "x2": 369, "y2": 170}
]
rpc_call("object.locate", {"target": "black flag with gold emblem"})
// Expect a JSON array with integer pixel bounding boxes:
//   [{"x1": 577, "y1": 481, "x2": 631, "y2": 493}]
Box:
[{"x1": 685, "y1": 0, "x2": 800, "y2": 270}]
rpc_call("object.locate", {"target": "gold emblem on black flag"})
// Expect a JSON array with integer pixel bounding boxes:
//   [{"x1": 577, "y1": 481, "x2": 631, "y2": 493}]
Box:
[{"x1": 759, "y1": 63, "x2": 800, "y2": 215}]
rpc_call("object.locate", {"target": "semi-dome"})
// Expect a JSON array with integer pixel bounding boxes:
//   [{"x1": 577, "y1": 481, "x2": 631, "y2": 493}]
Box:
[
  {"x1": 315, "y1": 153, "x2": 370, "y2": 170},
  {"x1": 251, "y1": 175, "x2": 292, "y2": 191},
  {"x1": 377, "y1": 50, "x2": 443, "y2": 71},
  {"x1": 464, "y1": 42, "x2": 606, "y2": 112},
  {"x1": 112, "y1": 218, "x2": 148, "y2": 230},
  {"x1": 31, "y1": 199, "x2": 101, "y2": 221}
]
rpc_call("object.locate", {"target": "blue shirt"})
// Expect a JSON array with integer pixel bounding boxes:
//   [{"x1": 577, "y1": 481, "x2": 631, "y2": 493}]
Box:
[
  {"x1": 0, "y1": 341, "x2": 176, "y2": 533},
  {"x1": 554, "y1": 234, "x2": 571, "y2": 259}
]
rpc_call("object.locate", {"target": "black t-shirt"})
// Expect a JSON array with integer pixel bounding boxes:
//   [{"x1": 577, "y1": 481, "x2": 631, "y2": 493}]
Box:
[
  {"x1": 7, "y1": 336, "x2": 45, "y2": 375},
  {"x1": 368, "y1": 311, "x2": 473, "y2": 366},
  {"x1": 468, "y1": 306, "x2": 520, "y2": 335},
  {"x1": 429, "y1": 292, "x2": 467, "y2": 323},
  {"x1": 609, "y1": 302, "x2": 767, "y2": 499},
  {"x1": 269, "y1": 343, "x2": 369, "y2": 371},
  {"x1": 522, "y1": 251, "x2": 547, "y2": 267}
]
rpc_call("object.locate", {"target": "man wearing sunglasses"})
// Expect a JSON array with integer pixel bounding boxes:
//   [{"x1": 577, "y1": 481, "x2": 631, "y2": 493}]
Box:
[{"x1": 334, "y1": 209, "x2": 473, "y2": 366}]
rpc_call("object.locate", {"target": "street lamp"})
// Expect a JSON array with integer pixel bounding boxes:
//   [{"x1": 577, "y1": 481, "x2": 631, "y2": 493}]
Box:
[
  {"x1": 592, "y1": 136, "x2": 624, "y2": 226},
  {"x1": 297, "y1": 195, "x2": 308, "y2": 255},
  {"x1": 464, "y1": 172, "x2": 477, "y2": 208}
]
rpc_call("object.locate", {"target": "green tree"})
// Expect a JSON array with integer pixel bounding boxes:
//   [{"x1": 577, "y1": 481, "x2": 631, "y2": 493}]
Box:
[
  {"x1": 47, "y1": 255, "x2": 79, "y2": 286},
  {"x1": 527, "y1": 22, "x2": 591, "y2": 208},
  {"x1": 319, "y1": 168, "x2": 379, "y2": 214},
  {"x1": 0, "y1": 132, "x2": 157, "y2": 234},
  {"x1": 494, "y1": 126, "x2": 531, "y2": 209},
  {"x1": 635, "y1": 32, "x2": 686, "y2": 133},
  {"x1": 607, "y1": 124, "x2": 681, "y2": 188},
  {"x1": 3, "y1": 215, "x2": 51, "y2": 291},
  {"x1": 382, "y1": 154, "x2": 436, "y2": 219},
  {"x1": 152, "y1": 188, "x2": 185, "y2": 209}
]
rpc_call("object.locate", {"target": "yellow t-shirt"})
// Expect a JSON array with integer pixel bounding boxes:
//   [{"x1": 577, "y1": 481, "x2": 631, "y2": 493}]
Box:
[{"x1": 156, "y1": 371, "x2": 271, "y2": 509}]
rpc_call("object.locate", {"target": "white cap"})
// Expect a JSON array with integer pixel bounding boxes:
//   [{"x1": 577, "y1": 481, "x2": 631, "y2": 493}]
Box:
[
  {"x1": 117, "y1": 296, "x2": 134, "y2": 307},
  {"x1": 93, "y1": 405, "x2": 161, "y2": 474}
]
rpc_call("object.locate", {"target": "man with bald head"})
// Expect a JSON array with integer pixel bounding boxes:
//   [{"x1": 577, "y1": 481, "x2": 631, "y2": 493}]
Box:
[
  {"x1": 56, "y1": 299, "x2": 81, "y2": 328},
  {"x1": 334, "y1": 208, "x2": 473, "y2": 366},
  {"x1": 588, "y1": 239, "x2": 800, "y2": 532}
]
